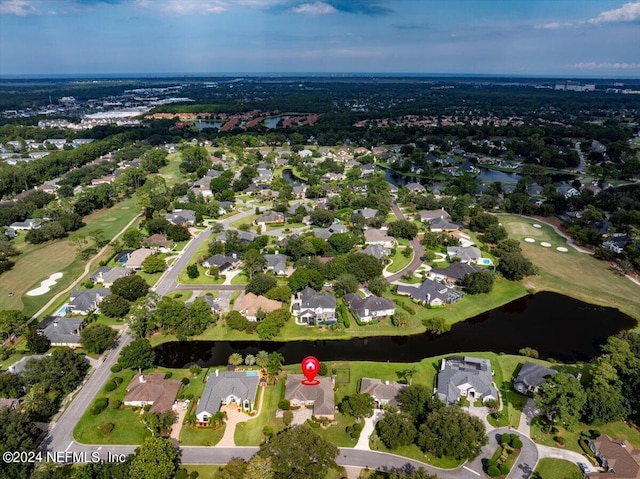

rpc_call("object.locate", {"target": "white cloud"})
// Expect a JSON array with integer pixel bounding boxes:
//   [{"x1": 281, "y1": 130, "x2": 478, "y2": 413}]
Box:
[
  {"x1": 570, "y1": 61, "x2": 640, "y2": 69},
  {"x1": 292, "y1": 1, "x2": 337, "y2": 15},
  {"x1": 534, "y1": 22, "x2": 574, "y2": 30},
  {"x1": 588, "y1": 1, "x2": 640, "y2": 25},
  {"x1": 0, "y1": 0, "x2": 38, "y2": 16},
  {"x1": 136, "y1": 0, "x2": 227, "y2": 15}
]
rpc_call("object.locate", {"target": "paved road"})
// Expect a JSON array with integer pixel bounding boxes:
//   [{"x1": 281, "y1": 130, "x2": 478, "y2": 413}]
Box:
[
  {"x1": 386, "y1": 201, "x2": 426, "y2": 283},
  {"x1": 173, "y1": 284, "x2": 245, "y2": 291}
]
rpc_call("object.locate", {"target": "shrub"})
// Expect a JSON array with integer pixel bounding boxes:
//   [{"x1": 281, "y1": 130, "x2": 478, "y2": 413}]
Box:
[
  {"x1": 110, "y1": 363, "x2": 122, "y2": 373},
  {"x1": 518, "y1": 347, "x2": 539, "y2": 358},
  {"x1": 499, "y1": 433, "x2": 512, "y2": 445},
  {"x1": 278, "y1": 399, "x2": 291, "y2": 410},
  {"x1": 189, "y1": 364, "x2": 202, "y2": 376},
  {"x1": 352, "y1": 422, "x2": 363, "y2": 433},
  {"x1": 499, "y1": 463, "x2": 510, "y2": 475},
  {"x1": 164, "y1": 371, "x2": 173, "y2": 379},
  {"x1": 283, "y1": 410, "x2": 293, "y2": 426},
  {"x1": 113, "y1": 376, "x2": 123, "y2": 384},
  {"x1": 186, "y1": 264, "x2": 199, "y2": 279},
  {"x1": 554, "y1": 436, "x2": 565, "y2": 445},
  {"x1": 181, "y1": 377, "x2": 190, "y2": 386},
  {"x1": 143, "y1": 404, "x2": 152, "y2": 412},
  {"x1": 319, "y1": 362, "x2": 329, "y2": 376},
  {"x1": 263, "y1": 426, "x2": 274, "y2": 436},
  {"x1": 486, "y1": 465, "x2": 501, "y2": 477},
  {"x1": 104, "y1": 381, "x2": 117, "y2": 392},
  {"x1": 110, "y1": 399, "x2": 122, "y2": 410},
  {"x1": 99, "y1": 423, "x2": 115, "y2": 436},
  {"x1": 510, "y1": 437, "x2": 523, "y2": 449},
  {"x1": 91, "y1": 398, "x2": 109, "y2": 415},
  {"x1": 485, "y1": 459, "x2": 497, "y2": 469}
]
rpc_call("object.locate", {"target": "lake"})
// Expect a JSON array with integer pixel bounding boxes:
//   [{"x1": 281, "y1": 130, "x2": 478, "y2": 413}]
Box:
[{"x1": 154, "y1": 292, "x2": 636, "y2": 368}]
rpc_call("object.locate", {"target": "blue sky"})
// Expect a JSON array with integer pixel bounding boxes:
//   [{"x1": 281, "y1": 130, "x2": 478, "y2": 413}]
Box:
[{"x1": 0, "y1": 0, "x2": 639, "y2": 76}]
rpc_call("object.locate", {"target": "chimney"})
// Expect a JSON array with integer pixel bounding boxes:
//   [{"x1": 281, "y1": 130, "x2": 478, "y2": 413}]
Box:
[
  {"x1": 139, "y1": 375, "x2": 145, "y2": 383},
  {"x1": 215, "y1": 369, "x2": 219, "y2": 377}
]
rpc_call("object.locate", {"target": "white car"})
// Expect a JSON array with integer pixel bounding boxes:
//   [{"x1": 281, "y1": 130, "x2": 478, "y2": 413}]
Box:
[
  {"x1": 182, "y1": 400, "x2": 190, "y2": 410},
  {"x1": 577, "y1": 462, "x2": 591, "y2": 474}
]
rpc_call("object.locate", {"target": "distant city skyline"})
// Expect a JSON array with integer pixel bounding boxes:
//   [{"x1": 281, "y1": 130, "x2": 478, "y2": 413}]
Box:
[{"x1": 1, "y1": 0, "x2": 639, "y2": 77}]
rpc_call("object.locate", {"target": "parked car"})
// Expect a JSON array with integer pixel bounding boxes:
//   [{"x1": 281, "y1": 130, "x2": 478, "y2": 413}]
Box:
[
  {"x1": 577, "y1": 462, "x2": 590, "y2": 474},
  {"x1": 182, "y1": 399, "x2": 190, "y2": 410}
]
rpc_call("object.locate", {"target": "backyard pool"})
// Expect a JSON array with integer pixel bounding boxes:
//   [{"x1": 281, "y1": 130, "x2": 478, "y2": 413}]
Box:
[
  {"x1": 54, "y1": 304, "x2": 70, "y2": 316},
  {"x1": 478, "y1": 258, "x2": 493, "y2": 266}
]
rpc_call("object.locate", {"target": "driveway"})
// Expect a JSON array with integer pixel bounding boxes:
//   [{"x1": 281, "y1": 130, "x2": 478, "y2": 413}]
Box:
[
  {"x1": 217, "y1": 405, "x2": 250, "y2": 446},
  {"x1": 517, "y1": 399, "x2": 538, "y2": 437},
  {"x1": 170, "y1": 401, "x2": 188, "y2": 441},
  {"x1": 354, "y1": 409, "x2": 384, "y2": 450},
  {"x1": 536, "y1": 444, "x2": 591, "y2": 465}
]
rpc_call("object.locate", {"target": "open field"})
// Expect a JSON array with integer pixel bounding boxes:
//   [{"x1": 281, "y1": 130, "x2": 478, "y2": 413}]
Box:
[
  {"x1": 500, "y1": 215, "x2": 640, "y2": 322},
  {"x1": 0, "y1": 196, "x2": 140, "y2": 316}
]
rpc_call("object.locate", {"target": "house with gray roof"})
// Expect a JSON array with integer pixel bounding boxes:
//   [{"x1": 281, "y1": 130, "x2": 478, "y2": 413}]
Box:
[
  {"x1": 68, "y1": 288, "x2": 111, "y2": 315},
  {"x1": 37, "y1": 317, "x2": 83, "y2": 348},
  {"x1": 353, "y1": 208, "x2": 378, "y2": 220},
  {"x1": 90, "y1": 266, "x2": 132, "y2": 287},
  {"x1": 8, "y1": 355, "x2": 47, "y2": 375},
  {"x1": 428, "y1": 217, "x2": 461, "y2": 232},
  {"x1": 513, "y1": 362, "x2": 557, "y2": 396},
  {"x1": 344, "y1": 294, "x2": 395, "y2": 323},
  {"x1": 526, "y1": 184, "x2": 544, "y2": 197},
  {"x1": 396, "y1": 279, "x2": 463, "y2": 306},
  {"x1": 312, "y1": 224, "x2": 348, "y2": 240},
  {"x1": 196, "y1": 371, "x2": 259, "y2": 424},
  {"x1": 359, "y1": 378, "x2": 406, "y2": 408},
  {"x1": 291, "y1": 287, "x2": 336, "y2": 326},
  {"x1": 418, "y1": 209, "x2": 451, "y2": 222},
  {"x1": 202, "y1": 253, "x2": 240, "y2": 272},
  {"x1": 436, "y1": 356, "x2": 498, "y2": 405},
  {"x1": 9, "y1": 219, "x2": 41, "y2": 231},
  {"x1": 447, "y1": 246, "x2": 482, "y2": 264},
  {"x1": 285, "y1": 374, "x2": 335, "y2": 419},
  {"x1": 557, "y1": 184, "x2": 579, "y2": 198},
  {"x1": 406, "y1": 182, "x2": 426, "y2": 193},
  {"x1": 256, "y1": 168, "x2": 273, "y2": 183},
  {"x1": 264, "y1": 254, "x2": 287, "y2": 275},
  {"x1": 430, "y1": 263, "x2": 479, "y2": 284},
  {"x1": 361, "y1": 244, "x2": 391, "y2": 261},
  {"x1": 255, "y1": 211, "x2": 287, "y2": 227},
  {"x1": 217, "y1": 229, "x2": 257, "y2": 244},
  {"x1": 165, "y1": 209, "x2": 196, "y2": 226}
]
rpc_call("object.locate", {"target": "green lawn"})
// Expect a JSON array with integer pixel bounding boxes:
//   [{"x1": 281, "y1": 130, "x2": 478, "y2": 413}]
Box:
[
  {"x1": 0, "y1": 196, "x2": 140, "y2": 316},
  {"x1": 158, "y1": 152, "x2": 184, "y2": 186},
  {"x1": 533, "y1": 458, "x2": 583, "y2": 479},
  {"x1": 500, "y1": 214, "x2": 640, "y2": 322},
  {"x1": 73, "y1": 369, "x2": 150, "y2": 445},
  {"x1": 235, "y1": 378, "x2": 286, "y2": 445},
  {"x1": 180, "y1": 423, "x2": 225, "y2": 446},
  {"x1": 386, "y1": 240, "x2": 413, "y2": 274},
  {"x1": 176, "y1": 241, "x2": 225, "y2": 285},
  {"x1": 312, "y1": 413, "x2": 358, "y2": 447},
  {"x1": 230, "y1": 272, "x2": 249, "y2": 285}
]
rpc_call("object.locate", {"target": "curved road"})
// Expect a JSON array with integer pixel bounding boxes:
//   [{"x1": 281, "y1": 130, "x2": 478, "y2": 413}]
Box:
[{"x1": 386, "y1": 201, "x2": 426, "y2": 282}]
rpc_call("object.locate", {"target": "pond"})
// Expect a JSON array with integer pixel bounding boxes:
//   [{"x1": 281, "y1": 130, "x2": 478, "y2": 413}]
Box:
[
  {"x1": 477, "y1": 168, "x2": 521, "y2": 184},
  {"x1": 264, "y1": 116, "x2": 289, "y2": 129},
  {"x1": 384, "y1": 167, "x2": 428, "y2": 187},
  {"x1": 154, "y1": 292, "x2": 636, "y2": 368}
]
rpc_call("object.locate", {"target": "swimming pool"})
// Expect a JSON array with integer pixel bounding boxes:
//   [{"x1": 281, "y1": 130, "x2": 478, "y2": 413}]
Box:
[
  {"x1": 478, "y1": 258, "x2": 493, "y2": 266},
  {"x1": 54, "y1": 304, "x2": 70, "y2": 316},
  {"x1": 245, "y1": 371, "x2": 259, "y2": 377}
]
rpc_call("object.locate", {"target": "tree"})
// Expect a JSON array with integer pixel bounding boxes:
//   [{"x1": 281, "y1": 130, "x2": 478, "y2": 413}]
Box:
[
  {"x1": 0, "y1": 310, "x2": 28, "y2": 341},
  {"x1": 0, "y1": 408, "x2": 41, "y2": 479},
  {"x1": 141, "y1": 410, "x2": 176, "y2": 436},
  {"x1": 375, "y1": 409, "x2": 417, "y2": 449},
  {"x1": 0, "y1": 237, "x2": 19, "y2": 273},
  {"x1": 225, "y1": 311, "x2": 251, "y2": 331},
  {"x1": 142, "y1": 254, "x2": 166, "y2": 274},
  {"x1": 80, "y1": 323, "x2": 118, "y2": 354},
  {"x1": 461, "y1": 270, "x2": 495, "y2": 294},
  {"x1": 339, "y1": 393, "x2": 375, "y2": 421},
  {"x1": 99, "y1": 294, "x2": 131, "y2": 318},
  {"x1": 244, "y1": 455, "x2": 274, "y2": 479},
  {"x1": 0, "y1": 372, "x2": 24, "y2": 398},
  {"x1": 417, "y1": 406, "x2": 487, "y2": 460},
  {"x1": 368, "y1": 276, "x2": 389, "y2": 296},
  {"x1": 22, "y1": 348, "x2": 89, "y2": 395},
  {"x1": 245, "y1": 354, "x2": 256, "y2": 366},
  {"x1": 255, "y1": 350, "x2": 269, "y2": 368},
  {"x1": 328, "y1": 233, "x2": 357, "y2": 254},
  {"x1": 26, "y1": 329, "x2": 50, "y2": 353},
  {"x1": 242, "y1": 249, "x2": 267, "y2": 279},
  {"x1": 333, "y1": 273, "x2": 358, "y2": 296},
  {"x1": 258, "y1": 426, "x2": 339, "y2": 479},
  {"x1": 111, "y1": 275, "x2": 150, "y2": 301},
  {"x1": 265, "y1": 285, "x2": 292, "y2": 302},
  {"x1": 496, "y1": 252, "x2": 535, "y2": 281},
  {"x1": 119, "y1": 339, "x2": 155, "y2": 370},
  {"x1": 309, "y1": 209, "x2": 334, "y2": 227},
  {"x1": 265, "y1": 352, "x2": 284, "y2": 384},
  {"x1": 122, "y1": 228, "x2": 144, "y2": 248},
  {"x1": 129, "y1": 436, "x2": 181, "y2": 479},
  {"x1": 186, "y1": 264, "x2": 199, "y2": 279},
  {"x1": 288, "y1": 268, "x2": 324, "y2": 292},
  {"x1": 387, "y1": 220, "x2": 419, "y2": 240},
  {"x1": 400, "y1": 384, "x2": 443, "y2": 423},
  {"x1": 535, "y1": 372, "x2": 587, "y2": 427},
  {"x1": 228, "y1": 353, "x2": 243, "y2": 367},
  {"x1": 246, "y1": 273, "x2": 277, "y2": 296}
]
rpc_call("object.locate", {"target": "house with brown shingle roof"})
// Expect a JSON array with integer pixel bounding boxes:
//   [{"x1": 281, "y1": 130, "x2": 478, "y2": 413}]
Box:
[
  {"x1": 123, "y1": 373, "x2": 181, "y2": 414},
  {"x1": 125, "y1": 248, "x2": 154, "y2": 270},
  {"x1": 233, "y1": 293, "x2": 283, "y2": 321},
  {"x1": 285, "y1": 374, "x2": 334, "y2": 419},
  {"x1": 144, "y1": 234, "x2": 175, "y2": 251},
  {"x1": 359, "y1": 378, "x2": 406, "y2": 408},
  {"x1": 587, "y1": 435, "x2": 640, "y2": 479}
]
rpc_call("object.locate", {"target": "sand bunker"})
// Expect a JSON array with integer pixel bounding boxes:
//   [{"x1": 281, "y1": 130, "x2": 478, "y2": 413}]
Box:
[
  {"x1": 524, "y1": 238, "x2": 535, "y2": 243},
  {"x1": 556, "y1": 247, "x2": 568, "y2": 252},
  {"x1": 26, "y1": 272, "x2": 63, "y2": 296},
  {"x1": 540, "y1": 242, "x2": 551, "y2": 248},
  {"x1": 533, "y1": 224, "x2": 542, "y2": 228}
]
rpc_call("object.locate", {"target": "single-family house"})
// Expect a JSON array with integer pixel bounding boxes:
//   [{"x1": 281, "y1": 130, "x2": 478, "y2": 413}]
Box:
[
  {"x1": 89, "y1": 266, "x2": 132, "y2": 287},
  {"x1": 291, "y1": 287, "x2": 337, "y2": 326},
  {"x1": 36, "y1": 316, "x2": 84, "y2": 348},
  {"x1": 9, "y1": 219, "x2": 41, "y2": 231},
  {"x1": 353, "y1": 208, "x2": 378, "y2": 220},
  {"x1": 526, "y1": 184, "x2": 544, "y2": 197},
  {"x1": 418, "y1": 209, "x2": 451, "y2": 222},
  {"x1": 202, "y1": 253, "x2": 240, "y2": 272},
  {"x1": 68, "y1": 289, "x2": 111, "y2": 315},
  {"x1": 233, "y1": 293, "x2": 283, "y2": 322},
  {"x1": 344, "y1": 294, "x2": 395, "y2": 323},
  {"x1": 312, "y1": 224, "x2": 348, "y2": 240},
  {"x1": 144, "y1": 234, "x2": 176, "y2": 251},
  {"x1": 513, "y1": 362, "x2": 558, "y2": 395},
  {"x1": 123, "y1": 373, "x2": 181, "y2": 413},
  {"x1": 361, "y1": 244, "x2": 391, "y2": 261},
  {"x1": 217, "y1": 229, "x2": 257, "y2": 244},
  {"x1": 3, "y1": 226, "x2": 16, "y2": 239},
  {"x1": 165, "y1": 209, "x2": 196, "y2": 226},
  {"x1": 256, "y1": 168, "x2": 273, "y2": 183},
  {"x1": 364, "y1": 229, "x2": 397, "y2": 249},
  {"x1": 396, "y1": 279, "x2": 463, "y2": 306},
  {"x1": 285, "y1": 374, "x2": 335, "y2": 419},
  {"x1": 292, "y1": 184, "x2": 307, "y2": 198},
  {"x1": 255, "y1": 211, "x2": 287, "y2": 227},
  {"x1": 603, "y1": 235, "x2": 633, "y2": 254},
  {"x1": 430, "y1": 263, "x2": 479, "y2": 284},
  {"x1": 436, "y1": 356, "x2": 498, "y2": 405},
  {"x1": 361, "y1": 164, "x2": 376, "y2": 176},
  {"x1": 264, "y1": 254, "x2": 287, "y2": 275},
  {"x1": 359, "y1": 378, "x2": 406, "y2": 408},
  {"x1": 125, "y1": 248, "x2": 154, "y2": 270},
  {"x1": 8, "y1": 355, "x2": 47, "y2": 375},
  {"x1": 186, "y1": 295, "x2": 221, "y2": 314},
  {"x1": 114, "y1": 249, "x2": 133, "y2": 265},
  {"x1": 557, "y1": 184, "x2": 580, "y2": 198},
  {"x1": 447, "y1": 246, "x2": 482, "y2": 264},
  {"x1": 405, "y1": 182, "x2": 426, "y2": 194},
  {"x1": 196, "y1": 370, "x2": 259, "y2": 423},
  {"x1": 587, "y1": 435, "x2": 640, "y2": 479},
  {"x1": 428, "y1": 217, "x2": 461, "y2": 232}
]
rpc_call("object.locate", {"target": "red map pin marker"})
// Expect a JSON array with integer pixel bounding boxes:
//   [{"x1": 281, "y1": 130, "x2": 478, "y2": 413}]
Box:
[{"x1": 301, "y1": 356, "x2": 320, "y2": 385}]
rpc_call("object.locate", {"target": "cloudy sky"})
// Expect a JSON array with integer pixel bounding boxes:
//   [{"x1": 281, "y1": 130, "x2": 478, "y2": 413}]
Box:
[{"x1": 0, "y1": 0, "x2": 639, "y2": 77}]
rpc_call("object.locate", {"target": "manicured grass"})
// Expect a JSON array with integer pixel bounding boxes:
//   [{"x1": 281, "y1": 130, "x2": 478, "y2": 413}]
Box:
[
  {"x1": 230, "y1": 272, "x2": 249, "y2": 285},
  {"x1": 500, "y1": 214, "x2": 640, "y2": 322},
  {"x1": 158, "y1": 152, "x2": 184, "y2": 186},
  {"x1": 136, "y1": 270, "x2": 163, "y2": 287},
  {"x1": 180, "y1": 423, "x2": 225, "y2": 446},
  {"x1": 230, "y1": 215, "x2": 259, "y2": 229},
  {"x1": 386, "y1": 243, "x2": 413, "y2": 274},
  {"x1": 312, "y1": 413, "x2": 358, "y2": 447},
  {"x1": 73, "y1": 369, "x2": 151, "y2": 445},
  {"x1": 235, "y1": 378, "x2": 286, "y2": 445},
  {"x1": 369, "y1": 439, "x2": 464, "y2": 469},
  {"x1": 0, "y1": 196, "x2": 141, "y2": 317},
  {"x1": 176, "y1": 241, "x2": 224, "y2": 285},
  {"x1": 533, "y1": 458, "x2": 583, "y2": 479}
]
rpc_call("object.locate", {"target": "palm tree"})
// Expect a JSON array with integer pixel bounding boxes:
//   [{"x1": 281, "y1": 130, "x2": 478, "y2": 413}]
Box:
[
  {"x1": 228, "y1": 353, "x2": 243, "y2": 367},
  {"x1": 255, "y1": 350, "x2": 269, "y2": 368},
  {"x1": 245, "y1": 354, "x2": 256, "y2": 366}
]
